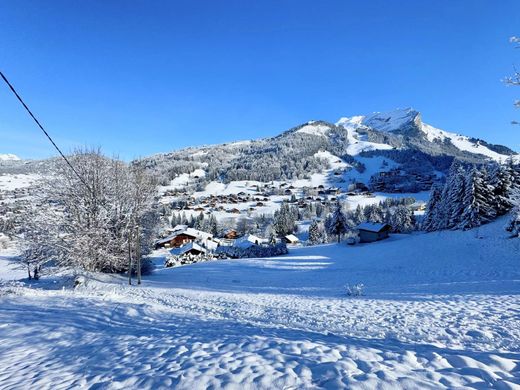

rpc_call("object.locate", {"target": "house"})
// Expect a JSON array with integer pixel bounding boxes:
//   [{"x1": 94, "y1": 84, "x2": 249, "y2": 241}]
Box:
[
  {"x1": 171, "y1": 242, "x2": 207, "y2": 257},
  {"x1": 223, "y1": 229, "x2": 239, "y2": 239},
  {"x1": 234, "y1": 234, "x2": 267, "y2": 248},
  {"x1": 356, "y1": 223, "x2": 391, "y2": 243},
  {"x1": 283, "y1": 234, "x2": 300, "y2": 244},
  {"x1": 155, "y1": 227, "x2": 213, "y2": 249}
]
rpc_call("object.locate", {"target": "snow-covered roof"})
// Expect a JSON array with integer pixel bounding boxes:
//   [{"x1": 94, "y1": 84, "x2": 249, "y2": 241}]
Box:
[
  {"x1": 171, "y1": 242, "x2": 207, "y2": 256},
  {"x1": 233, "y1": 234, "x2": 267, "y2": 248},
  {"x1": 284, "y1": 234, "x2": 300, "y2": 243},
  {"x1": 356, "y1": 222, "x2": 391, "y2": 233},
  {"x1": 155, "y1": 227, "x2": 212, "y2": 245}
]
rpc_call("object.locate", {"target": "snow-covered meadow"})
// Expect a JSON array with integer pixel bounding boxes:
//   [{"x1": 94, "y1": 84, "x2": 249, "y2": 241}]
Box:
[{"x1": 1, "y1": 218, "x2": 519, "y2": 389}]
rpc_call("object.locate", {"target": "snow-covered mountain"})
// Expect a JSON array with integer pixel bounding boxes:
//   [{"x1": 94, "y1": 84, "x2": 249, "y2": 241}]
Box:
[
  {"x1": 336, "y1": 108, "x2": 513, "y2": 161},
  {"x1": 0, "y1": 154, "x2": 20, "y2": 161},
  {"x1": 137, "y1": 108, "x2": 516, "y2": 193}
]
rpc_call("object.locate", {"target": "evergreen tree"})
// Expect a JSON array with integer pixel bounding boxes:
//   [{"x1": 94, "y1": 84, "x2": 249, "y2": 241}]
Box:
[
  {"x1": 273, "y1": 202, "x2": 296, "y2": 236},
  {"x1": 364, "y1": 204, "x2": 383, "y2": 223},
  {"x1": 505, "y1": 189, "x2": 520, "y2": 237},
  {"x1": 445, "y1": 161, "x2": 467, "y2": 229},
  {"x1": 325, "y1": 204, "x2": 349, "y2": 243},
  {"x1": 458, "y1": 167, "x2": 496, "y2": 230},
  {"x1": 422, "y1": 184, "x2": 443, "y2": 231},
  {"x1": 308, "y1": 219, "x2": 327, "y2": 244},
  {"x1": 389, "y1": 205, "x2": 415, "y2": 233},
  {"x1": 353, "y1": 205, "x2": 364, "y2": 224},
  {"x1": 489, "y1": 163, "x2": 513, "y2": 216}
]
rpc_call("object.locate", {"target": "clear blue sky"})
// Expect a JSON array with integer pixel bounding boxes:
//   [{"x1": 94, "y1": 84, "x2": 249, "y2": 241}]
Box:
[{"x1": 1, "y1": 0, "x2": 519, "y2": 160}]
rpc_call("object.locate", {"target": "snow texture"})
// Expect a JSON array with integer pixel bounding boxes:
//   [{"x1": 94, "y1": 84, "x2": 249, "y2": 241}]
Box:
[{"x1": 0, "y1": 218, "x2": 519, "y2": 389}]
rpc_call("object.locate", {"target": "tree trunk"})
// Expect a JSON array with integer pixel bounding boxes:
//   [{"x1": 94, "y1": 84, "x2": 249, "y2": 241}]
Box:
[
  {"x1": 337, "y1": 234, "x2": 340, "y2": 243},
  {"x1": 136, "y1": 224, "x2": 142, "y2": 285},
  {"x1": 128, "y1": 228, "x2": 133, "y2": 285}
]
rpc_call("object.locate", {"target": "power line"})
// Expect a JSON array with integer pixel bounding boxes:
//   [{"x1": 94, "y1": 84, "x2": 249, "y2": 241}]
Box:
[{"x1": 0, "y1": 71, "x2": 95, "y2": 196}]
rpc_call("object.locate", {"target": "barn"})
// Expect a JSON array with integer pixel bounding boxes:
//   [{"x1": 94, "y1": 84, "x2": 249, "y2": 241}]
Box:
[{"x1": 356, "y1": 223, "x2": 391, "y2": 243}]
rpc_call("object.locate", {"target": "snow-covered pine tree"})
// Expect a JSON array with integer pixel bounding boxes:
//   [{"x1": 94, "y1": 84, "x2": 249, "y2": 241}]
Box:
[
  {"x1": 446, "y1": 161, "x2": 467, "y2": 229},
  {"x1": 422, "y1": 183, "x2": 443, "y2": 231},
  {"x1": 273, "y1": 202, "x2": 297, "y2": 236},
  {"x1": 389, "y1": 205, "x2": 415, "y2": 233},
  {"x1": 308, "y1": 219, "x2": 327, "y2": 244},
  {"x1": 353, "y1": 205, "x2": 364, "y2": 224},
  {"x1": 489, "y1": 163, "x2": 513, "y2": 216},
  {"x1": 505, "y1": 189, "x2": 520, "y2": 237},
  {"x1": 364, "y1": 204, "x2": 383, "y2": 223},
  {"x1": 325, "y1": 203, "x2": 349, "y2": 243},
  {"x1": 458, "y1": 166, "x2": 496, "y2": 230}
]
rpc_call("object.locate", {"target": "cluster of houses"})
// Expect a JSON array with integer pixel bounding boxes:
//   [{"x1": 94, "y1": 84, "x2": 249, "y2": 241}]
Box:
[
  {"x1": 163, "y1": 182, "x2": 350, "y2": 218},
  {"x1": 155, "y1": 225, "x2": 301, "y2": 266},
  {"x1": 369, "y1": 169, "x2": 435, "y2": 193},
  {"x1": 156, "y1": 221, "x2": 395, "y2": 267}
]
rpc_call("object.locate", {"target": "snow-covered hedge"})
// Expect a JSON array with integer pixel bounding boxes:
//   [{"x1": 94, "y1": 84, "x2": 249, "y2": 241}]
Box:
[{"x1": 215, "y1": 242, "x2": 288, "y2": 259}]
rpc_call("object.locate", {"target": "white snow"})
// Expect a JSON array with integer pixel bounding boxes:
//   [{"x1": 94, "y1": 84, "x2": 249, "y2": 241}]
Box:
[
  {"x1": 420, "y1": 122, "x2": 511, "y2": 162},
  {"x1": 0, "y1": 218, "x2": 519, "y2": 388},
  {"x1": 362, "y1": 107, "x2": 419, "y2": 132},
  {"x1": 158, "y1": 169, "x2": 206, "y2": 196},
  {"x1": 337, "y1": 108, "x2": 515, "y2": 162},
  {"x1": 0, "y1": 154, "x2": 20, "y2": 161},
  {"x1": 296, "y1": 122, "x2": 331, "y2": 137},
  {"x1": 0, "y1": 173, "x2": 41, "y2": 191},
  {"x1": 314, "y1": 150, "x2": 349, "y2": 170},
  {"x1": 336, "y1": 116, "x2": 395, "y2": 155}
]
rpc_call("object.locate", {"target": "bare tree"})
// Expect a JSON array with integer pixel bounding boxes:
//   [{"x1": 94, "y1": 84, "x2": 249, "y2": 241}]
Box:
[
  {"x1": 20, "y1": 148, "x2": 159, "y2": 279},
  {"x1": 505, "y1": 36, "x2": 520, "y2": 124}
]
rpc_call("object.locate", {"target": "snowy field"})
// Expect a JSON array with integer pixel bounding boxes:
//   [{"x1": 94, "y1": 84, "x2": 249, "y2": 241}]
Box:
[{"x1": 1, "y1": 219, "x2": 520, "y2": 389}]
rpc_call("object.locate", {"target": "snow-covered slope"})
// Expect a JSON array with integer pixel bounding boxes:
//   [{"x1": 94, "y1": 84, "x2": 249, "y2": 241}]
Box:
[
  {"x1": 0, "y1": 218, "x2": 519, "y2": 388},
  {"x1": 295, "y1": 121, "x2": 331, "y2": 137},
  {"x1": 337, "y1": 108, "x2": 514, "y2": 162},
  {"x1": 0, "y1": 154, "x2": 20, "y2": 161},
  {"x1": 335, "y1": 116, "x2": 394, "y2": 155}
]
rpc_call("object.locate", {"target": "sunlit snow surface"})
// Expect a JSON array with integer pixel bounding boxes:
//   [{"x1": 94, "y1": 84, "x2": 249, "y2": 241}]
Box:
[{"x1": 1, "y1": 218, "x2": 519, "y2": 389}]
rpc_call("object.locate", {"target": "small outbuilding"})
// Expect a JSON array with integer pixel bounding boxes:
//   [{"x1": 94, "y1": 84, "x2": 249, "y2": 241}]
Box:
[
  {"x1": 283, "y1": 234, "x2": 300, "y2": 244},
  {"x1": 356, "y1": 222, "x2": 391, "y2": 243}
]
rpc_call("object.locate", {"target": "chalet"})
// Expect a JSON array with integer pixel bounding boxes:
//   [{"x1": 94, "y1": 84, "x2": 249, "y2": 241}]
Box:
[
  {"x1": 223, "y1": 229, "x2": 239, "y2": 239},
  {"x1": 229, "y1": 208, "x2": 241, "y2": 214},
  {"x1": 284, "y1": 189, "x2": 292, "y2": 195},
  {"x1": 171, "y1": 242, "x2": 207, "y2": 257},
  {"x1": 256, "y1": 202, "x2": 264, "y2": 207},
  {"x1": 356, "y1": 223, "x2": 391, "y2": 243},
  {"x1": 283, "y1": 234, "x2": 300, "y2": 244},
  {"x1": 234, "y1": 234, "x2": 267, "y2": 248},
  {"x1": 155, "y1": 227, "x2": 213, "y2": 249}
]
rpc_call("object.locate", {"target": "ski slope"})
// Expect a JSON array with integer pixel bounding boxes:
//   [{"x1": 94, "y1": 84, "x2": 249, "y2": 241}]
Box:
[{"x1": 0, "y1": 218, "x2": 519, "y2": 389}]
